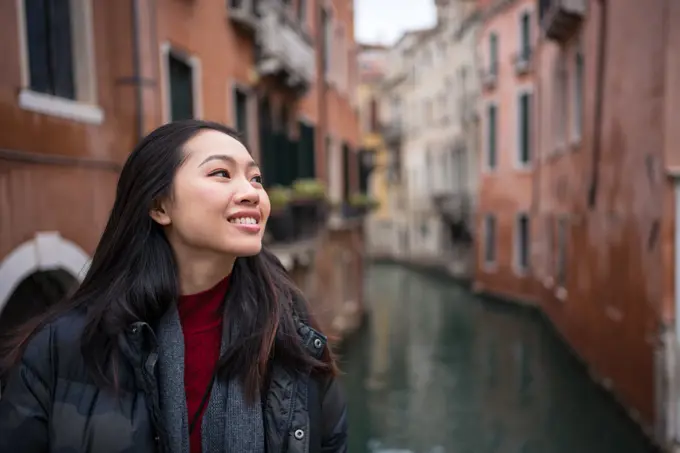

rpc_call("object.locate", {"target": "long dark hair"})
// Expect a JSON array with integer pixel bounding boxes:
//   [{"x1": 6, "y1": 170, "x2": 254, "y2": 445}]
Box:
[{"x1": 1, "y1": 119, "x2": 336, "y2": 401}]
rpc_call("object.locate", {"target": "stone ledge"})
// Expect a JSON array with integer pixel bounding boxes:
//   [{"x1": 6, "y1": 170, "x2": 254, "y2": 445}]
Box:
[{"x1": 267, "y1": 238, "x2": 318, "y2": 270}]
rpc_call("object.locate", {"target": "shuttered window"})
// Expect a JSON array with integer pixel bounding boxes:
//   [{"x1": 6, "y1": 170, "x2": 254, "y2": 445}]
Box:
[
  {"x1": 518, "y1": 92, "x2": 531, "y2": 165},
  {"x1": 234, "y1": 88, "x2": 249, "y2": 146},
  {"x1": 25, "y1": 0, "x2": 75, "y2": 99},
  {"x1": 487, "y1": 104, "x2": 497, "y2": 169},
  {"x1": 297, "y1": 122, "x2": 316, "y2": 180},
  {"x1": 168, "y1": 54, "x2": 194, "y2": 121},
  {"x1": 342, "y1": 143, "x2": 350, "y2": 201}
]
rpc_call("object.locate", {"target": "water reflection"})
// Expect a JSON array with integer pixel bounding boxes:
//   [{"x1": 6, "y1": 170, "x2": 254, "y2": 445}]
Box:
[{"x1": 338, "y1": 263, "x2": 656, "y2": 453}]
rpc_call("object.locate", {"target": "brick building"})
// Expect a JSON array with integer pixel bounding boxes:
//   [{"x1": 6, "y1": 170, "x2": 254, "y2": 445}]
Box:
[
  {"x1": 474, "y1": 0, "x2": 537, "y2": 301},
  {"x1": 533, "y1": 0, "x2": 680, "y2": 446},
  {"x1": 475, "y1": 0, "x2": 680, "y2": 448},
  {"x1": 0, "y1": 0, "x2": 360, "y2": 336}
]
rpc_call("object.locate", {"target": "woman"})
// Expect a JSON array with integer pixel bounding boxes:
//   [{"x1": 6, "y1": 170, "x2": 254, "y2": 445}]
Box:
[{"x1": 0, "y1": 120, "x2": 347, "y2": 453}]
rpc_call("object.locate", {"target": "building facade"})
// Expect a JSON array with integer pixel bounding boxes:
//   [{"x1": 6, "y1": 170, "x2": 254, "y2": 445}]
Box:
[
  {"x1": 374, "y1": 0, "x2": 480, "y2": 277},
  {"x1": 376, "y1": 30, "x2": 424, "y2": 260},
  {"x1": 0, "y1": 0, "x2": 361, "y2": 339},
  {"x1": 474, "y1": 0, "x2": 537, "y2": 301},
  {"x1": 532, "y1": 0, "x2": 680, "y2": 447},
  {"x1": 473, "y1": 0, "x2": 680, "y2": 449},
  {"x1": 357, "y1": 43, "x2": 392, "y2": 256}
]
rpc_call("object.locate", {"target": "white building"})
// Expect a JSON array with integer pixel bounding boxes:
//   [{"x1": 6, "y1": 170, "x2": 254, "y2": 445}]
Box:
[{"x1": 382, "y1": 0, "x2": 481, "y2": 278}]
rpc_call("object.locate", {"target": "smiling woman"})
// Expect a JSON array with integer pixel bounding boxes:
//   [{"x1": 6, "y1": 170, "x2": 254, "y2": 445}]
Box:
[{"x1": 0, "y1": 120, "x2": 348, "y2": 453}]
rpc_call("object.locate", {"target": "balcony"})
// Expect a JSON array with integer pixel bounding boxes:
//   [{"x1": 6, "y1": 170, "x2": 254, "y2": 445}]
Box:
[
  {"x1": 480, "y1": 66, "x2": 498, "y2": 91},
  {"x1": 255, "y1": 0, "x2": 315, "y2": 94},
  {"x1": 539, "y1": 0, "x2": 586, "y2": 43},
  {"x1": 431, "y1": 192, "x2": 473, "y2": 244},
  {"x1": 382, "y1": 119, "x2": 403, "y2": 146},
  {"x1": 513, "y1": 48, "x2": 532, "y2": 75},
  {"x1": 227, "y1": 0, "x2": 260, "y2": 32},
  {"x1": 264, "y1": 181, "x2": 329, "y2": 246}
]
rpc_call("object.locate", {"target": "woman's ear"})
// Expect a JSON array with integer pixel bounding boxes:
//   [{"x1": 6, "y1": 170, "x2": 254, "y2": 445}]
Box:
[{"x1": 149, "y1": 198, "x2": 172, "y2": 226}]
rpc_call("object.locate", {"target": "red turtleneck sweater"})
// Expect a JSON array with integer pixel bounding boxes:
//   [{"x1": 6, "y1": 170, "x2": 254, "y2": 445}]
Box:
[{"x1": 177, "y1": 276, "x2": 229, "y2": 453}]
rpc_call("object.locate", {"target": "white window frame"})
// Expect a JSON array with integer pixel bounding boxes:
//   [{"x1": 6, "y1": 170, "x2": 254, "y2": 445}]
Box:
[
  {"x1": 228, "y1": 80, "x2": 255, "y2": 152},
  {"x1": 483, "y1": 214, "x2": 497, "y2": 269},
  {"x1": 16, "y1": 0, "x2": 103, "y2": 124},
  {"x1": 160, "y1": 42, "x2": 203, "y2": 123},
  {"x1": 483, "y1": 99, "x2": 499, "y2": 173},
  {"x1": 514, "y1": 212, "x2": 530, "y2": 275},
  {"x1": 515, "y1": 84, "x2": 534, "y2": 170}
]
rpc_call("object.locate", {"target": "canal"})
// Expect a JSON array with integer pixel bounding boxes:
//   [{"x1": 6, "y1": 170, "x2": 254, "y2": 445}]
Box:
[{"x1": 338, "y1": 263, "x2": 656, "y2": 453}]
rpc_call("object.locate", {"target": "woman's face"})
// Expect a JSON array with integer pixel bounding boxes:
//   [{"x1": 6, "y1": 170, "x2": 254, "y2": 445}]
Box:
[{"x1": 151, "y1": 129, "x2": 270, "y2": 258}]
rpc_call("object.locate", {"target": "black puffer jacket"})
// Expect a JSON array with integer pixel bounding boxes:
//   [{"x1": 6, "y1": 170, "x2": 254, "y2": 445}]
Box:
[{"x1": 0, "y1": 311, "x2": 347, "y2": 453}]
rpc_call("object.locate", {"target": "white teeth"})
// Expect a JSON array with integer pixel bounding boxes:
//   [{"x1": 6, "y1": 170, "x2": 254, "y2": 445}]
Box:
[{"x1": 229, "y1": 217, "x2": 257, "y2": 225}]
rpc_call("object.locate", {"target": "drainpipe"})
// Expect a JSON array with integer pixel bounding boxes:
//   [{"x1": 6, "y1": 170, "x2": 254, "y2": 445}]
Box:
[
  {"x1": 131, "y1": 0, "x2": 145, "y2": 139},
  {"x1": 587, "y1": 0, "x2": 608, "y2": 209}
]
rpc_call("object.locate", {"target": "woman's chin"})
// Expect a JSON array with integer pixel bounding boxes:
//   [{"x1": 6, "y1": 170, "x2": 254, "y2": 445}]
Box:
[{"x1": 228, "y1": 241, "x2": 263, "y2": 258}]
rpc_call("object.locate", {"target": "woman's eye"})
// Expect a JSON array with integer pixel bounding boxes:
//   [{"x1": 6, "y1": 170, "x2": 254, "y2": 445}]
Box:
[
  {"x1": 210, "y1": 170, "x2": 230, "y2": 178},
  {"x1": 252, "y1": 175, "x2": 263, "y2": 184}
]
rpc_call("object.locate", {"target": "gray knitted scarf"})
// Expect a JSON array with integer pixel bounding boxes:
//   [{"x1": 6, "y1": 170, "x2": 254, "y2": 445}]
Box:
[{"x1": 156, "y1": 305, "x2": 265, "y2": 453}]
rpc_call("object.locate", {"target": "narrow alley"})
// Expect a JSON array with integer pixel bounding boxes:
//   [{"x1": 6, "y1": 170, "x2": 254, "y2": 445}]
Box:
[{"x1": 340, "y1": 263, "x2": 657, "y2": 453}]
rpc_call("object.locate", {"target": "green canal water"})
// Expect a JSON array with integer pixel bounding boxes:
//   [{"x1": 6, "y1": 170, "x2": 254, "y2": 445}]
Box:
[{"x1": 338, "y1": 263, "x2": 657, "y2": 453}]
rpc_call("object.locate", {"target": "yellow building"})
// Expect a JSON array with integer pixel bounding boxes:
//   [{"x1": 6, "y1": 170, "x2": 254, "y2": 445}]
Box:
[{"x1": 357, "y1": 44, "x2": 390, "y2": 221}]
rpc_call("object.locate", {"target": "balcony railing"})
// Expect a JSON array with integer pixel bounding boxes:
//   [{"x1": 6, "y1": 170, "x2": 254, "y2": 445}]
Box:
[
  {"x1": 266, "y1": 198, "x2": 328, "y2": 244},
  {"x1": 539, "y1": 0, "x2": 586, "y2": 43},
  {"x1": 513, "y1": 48, "x2": 532, "y2": 75},
  {"x1": 480, "y1": 66, "x2": 498, "y2": 90},
  {"x1": 227, "y1": 0, "x2": 260, "y2": 32},
  {"x1": 382, "y1": 119, "x2": 403, "y2": 145},
  {"x1": 431, "y1": 192, "x2": 473, "y2": 244},
  {"x1": 256, "y1": 0, "x2": 315, "y2": 93}
]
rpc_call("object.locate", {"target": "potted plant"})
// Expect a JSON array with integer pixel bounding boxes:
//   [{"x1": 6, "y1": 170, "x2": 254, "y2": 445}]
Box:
[
  {"x1": 348, "y1": 192, "x2": 379, "y2": 217},
  {"x1": 265, "y1": 186, "x2": 296, "y2": 243},
  {"x1": 290, "y1": 178, "x2": 328, "y2": 238}
]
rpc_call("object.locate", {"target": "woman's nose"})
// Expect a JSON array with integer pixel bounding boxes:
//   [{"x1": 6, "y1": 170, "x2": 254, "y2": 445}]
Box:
[{"x1": 233, "y1": 179, "x2": 260, "y2": 205}]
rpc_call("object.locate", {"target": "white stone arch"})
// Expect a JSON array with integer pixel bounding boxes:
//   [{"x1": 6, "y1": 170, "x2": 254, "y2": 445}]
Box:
[{"x1": 0, "y1": 231, "x2": 91, "y2": 316}]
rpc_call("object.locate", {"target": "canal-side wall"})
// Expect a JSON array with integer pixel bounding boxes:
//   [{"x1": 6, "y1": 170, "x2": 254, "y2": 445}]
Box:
[{"x1": 274, "y1": 223, "x2": 366, "y2": 344}]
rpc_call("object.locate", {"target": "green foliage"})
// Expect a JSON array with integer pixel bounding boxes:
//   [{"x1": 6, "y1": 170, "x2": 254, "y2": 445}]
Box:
[
  {"x1": 291, "y1": 178, "x2": 327, "y2": 201},
  {"x1": 349, "y1": 192, "x2": 379, "y2": 210},
  {"x1": 267, "y1": 185, "x2": 292, "y2": 209}
]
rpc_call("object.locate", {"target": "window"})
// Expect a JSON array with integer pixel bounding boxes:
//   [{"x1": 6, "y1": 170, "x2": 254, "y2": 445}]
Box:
[
  {"x1": 298, "y1": 121, "x2": 316, "y2": 179},
  {"x1": 321, "y1": 8, "x2": 331, "y2": 77},
  {"x1": 342, "y1": 142, "x2": 351, "y2": 201},
  {"x1": 519, "y1": 12, "x2": 531, "y2": 59},
  {"x1": 572, "y1": 49, "x2": 584, "y2": 141},
  {"x1": 424, "y1": 150, "x2": 432, "y2": 195},
  {"x1": 515, "y1": 214, "x2": 530, "y2": 272},
  {"x1": 489, "y1": 33, "x2": 498, "y2": 74},
  {"x1": 233, "y1": 87, "x2": 249, "y2": 146},
  {"x1": 168, "y1": 53, "x2": 195, "y2": 121},
  {"x1": 554, "y1": 55, "x2": 568, "y2": 149},
  {"x1": 556, "y1": 217, "x2": 568, "y2": 287},
  {"x1": 25, "y1": 0, "x2": 75, "y2": 99},
  {"x1": 369, "y1": 97, "x2": 379, "y2": 132},
  {"x1": 518, "y1": 91, "x2": 532, "y2": 166},
  {"x1": 20, "y1": 0, "x2": 101, "y2": 123},
  {"x1": 484, "y1": 215, "x2": 497, "y2": 265},
  {"x1": 486, "y1": 104, "x2": 497, "y2": 169},
  {"x1": 420, "y1": 222, "x2": 429, "y2": 239},
  {"x1": 298, "y1": 0, "x2": 306, "y2": 23},
  {"x1": 545, "y1": 216, "x2": 554, "y2": 279}
]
